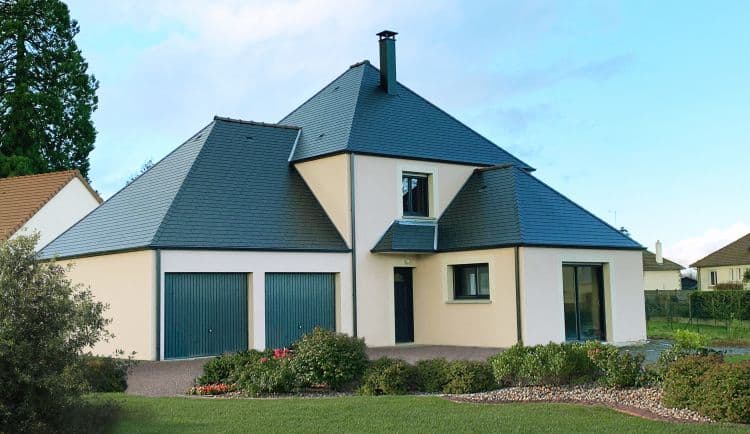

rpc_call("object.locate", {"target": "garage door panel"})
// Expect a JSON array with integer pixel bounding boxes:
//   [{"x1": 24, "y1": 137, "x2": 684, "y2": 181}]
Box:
[
  {"x1": 164, "y1": 273, "x2": 248, "y2": 359},
  {"x1": 265, "y1": 273, "x2": 335, "y2": 349}
]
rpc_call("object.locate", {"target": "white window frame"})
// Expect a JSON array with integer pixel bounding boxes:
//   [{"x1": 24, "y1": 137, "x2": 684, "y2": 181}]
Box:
[
  {"x1": 710, "y1": 271, "x2": 718, "y2": 286},
  {"x1": 396, "y1": 162, "x2": 438, "y2": 220}
]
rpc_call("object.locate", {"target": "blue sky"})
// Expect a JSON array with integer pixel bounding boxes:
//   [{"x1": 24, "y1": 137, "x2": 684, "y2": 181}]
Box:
[{"x1": 66, "y1": 0, "x2": 749, "y2": 267}]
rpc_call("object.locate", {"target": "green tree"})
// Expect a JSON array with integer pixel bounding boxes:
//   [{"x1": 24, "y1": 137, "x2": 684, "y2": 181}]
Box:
[
  {"x1": 0, "y1": 234, "x2": 110, "y2": 432},
  {"x1": 0, "y1": 0, "x2": 98, "y2": 178}
]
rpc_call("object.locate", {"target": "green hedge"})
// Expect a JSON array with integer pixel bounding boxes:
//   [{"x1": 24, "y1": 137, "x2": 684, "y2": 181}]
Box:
[{"x1": 689, "y1": 290, "x2": 750, "y2": 320}]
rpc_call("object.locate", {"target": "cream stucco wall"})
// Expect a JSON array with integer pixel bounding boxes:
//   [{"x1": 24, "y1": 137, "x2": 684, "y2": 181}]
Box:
[
  {"x1": 60, "y1": 250, "x2": 156, "y2": 360},
  {"x1": 160, "y1": 250, "x2": 352, "y2": 357},
  {"x1": 413, "y1": 248, "x2": 517, "y2": 347},
  {"x1": 697, "y1": 264, "x2": 750, "y2": 290},
  {"x1": 14, "y1": 177, "x2": 101, "y2": 250},
  {"x1": 519, "y1": 247, "x2": 646, "y2": 345},
  {"x1": 295, "y1": 154, "x2": 351, "y2": 246},
  {"x1": 643, "y1": 270, "x2": 681, "y2": 291},
  {"x1": 352, "y1": 154, "x2": 477, "y2": 346}
]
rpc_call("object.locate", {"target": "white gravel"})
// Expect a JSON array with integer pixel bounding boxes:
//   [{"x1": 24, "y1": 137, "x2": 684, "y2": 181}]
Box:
[{"x1": 449, "y1": 385, "x2": 713, "y2": 423}]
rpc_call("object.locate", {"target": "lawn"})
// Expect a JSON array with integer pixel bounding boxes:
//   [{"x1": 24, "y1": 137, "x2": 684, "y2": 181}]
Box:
[
  {"x1": 647, "y1": 318, "x2": 750, "y2": 347},
  {"x1": 726, "y1": 353, "x2": 750, "y2": 363},
  {"x1": 93, "y1": 394, "x2": 750, "y2": 433}
]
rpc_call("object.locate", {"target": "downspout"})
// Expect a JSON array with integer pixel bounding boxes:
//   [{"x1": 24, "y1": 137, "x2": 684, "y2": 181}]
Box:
[
  {"x1": 514, "y1": 246, "x2": 522, "y2": 344},
  {"x1": 349, "y1": 154, "x2": 358, "y2": 337},
  {"x1": 155, "y1": 249, "x2": 162, "y2": 360}
]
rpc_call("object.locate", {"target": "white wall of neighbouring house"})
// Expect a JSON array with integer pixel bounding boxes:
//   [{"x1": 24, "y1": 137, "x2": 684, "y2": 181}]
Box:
[
  {"x1": 352, "y1": 154, "x2": 477, "y2": 347},
  {"x1": 643, "y1": 270, "x2": 681, "y2": 291},
  {"x1": 13, "y1": 177, "x2": 101, "y2": 250},
  {"x1": 697, "y1": 264, "x2": 750, "y2": 290},
  {"x1": 518, "y1": 247, "x2": 646, "y2": 345},
  {"x1": 60, "y1": 250, "x2": 157, "y2": 360},
  {"x1": 160, "y1": 250, "x2": 352, "y2": 357}
]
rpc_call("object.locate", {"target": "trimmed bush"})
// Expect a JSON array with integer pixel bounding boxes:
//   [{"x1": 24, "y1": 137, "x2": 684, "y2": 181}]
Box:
[
  {"x1": 443, "y1": 360, "x2": 496, "y2": 394},
  {"x1": 235, "y1": 353, "x2": 297, "y2": 396},
  {"x1": 713, "y1": 282, "x2": 744, "y2": 291},
  {"x1": 289, "y1": 328, "x2": 368, "y2": 391},
  {"x1": 697, "y1": 361, "x2": 750, "y2": 423},
  {"x1": 662, "y1": 354, "x2": 723, "y2": 409},
  {"x1": 414, "y1": 358, "x2": 451, "y2": 393},
  {"x1": 80, "y1": 356, "x2": 131, "y2": 392},
  {"x1": 673, "y1": 329, "x2": 710, "y2": 350},
  {"x1": 197, "y1": 350, "x2": 268, "y2": 385},
  {"x1": 489, "y1": 343, "x2": 597, "y2": 387},
  {"x1": 584, "y1": 342, "x2": 645, "y2": 388},
  {"x1": 359, "y1": 358, "x2": 415, "y2": 395}
]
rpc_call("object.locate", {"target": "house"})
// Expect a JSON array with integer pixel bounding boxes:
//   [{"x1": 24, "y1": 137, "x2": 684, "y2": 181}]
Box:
[
  {"x1": 41, "y1": 31, "x2": 646, "y2": 360},
  {"x1": 642, "y1": 241, "x2": 683, "y2": 291},
  {"x1": 691, "y1": 232, "x2": 750, "y2": 290},
  {"x1": 0, "y1": 170, "x2": 101, "y2": 249}
]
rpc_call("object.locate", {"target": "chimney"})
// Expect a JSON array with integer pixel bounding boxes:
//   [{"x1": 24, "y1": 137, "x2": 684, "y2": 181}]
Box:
[
  {"x1": 377, "y1": 30, "x2": 397, "y2": 94},
  {"x1": 655, "y1": 240, "x2": 663, "y2": 264}
]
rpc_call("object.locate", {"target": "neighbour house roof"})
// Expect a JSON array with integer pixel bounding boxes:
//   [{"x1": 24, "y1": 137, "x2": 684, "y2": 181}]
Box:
[
  {"x1": 281, "y1": 61, "x2": 532, "y2": 169},
  {"x1": 642, "y1": 251, "x2": 684, "y2": 271},
  {"x1": 372, "y1": 221, "x2": 436, "y2": 253},
  {"x1": 690, "y1": 232, "x2": 750, "y2": 268},
  {"x1": 40, "y1": 118, "x2": 349, "y2": 258},
  {"x1": 437, "y1": 165, "x2": 642, "y2": 251},
  {"x1": 0, "y1": 170, "x2": 101, "y2": 241}
]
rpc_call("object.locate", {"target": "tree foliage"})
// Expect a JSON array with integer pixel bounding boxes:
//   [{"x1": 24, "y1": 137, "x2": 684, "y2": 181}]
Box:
[
  {"x1": 0, "y1": 234, "x2": 110, "y2": 432},
  {"x1": 0, "y1": 0, "x2": 98, "y2": 178}
]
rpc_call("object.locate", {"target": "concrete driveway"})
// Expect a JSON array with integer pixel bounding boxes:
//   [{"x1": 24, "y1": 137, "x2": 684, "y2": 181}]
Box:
[{"x1": 125, "y1": 345, "x2": 504, "y2": 397}]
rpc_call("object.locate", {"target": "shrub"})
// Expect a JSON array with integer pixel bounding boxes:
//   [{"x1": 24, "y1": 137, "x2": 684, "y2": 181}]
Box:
[
  {"x1": 662, "y1": 354, "x2": 723, "y2": 409},
  {"x1": 489, "y1": 343, "x2": 597, "y2": 387},
  {"x1": 713, "y1": 282, "x2": 744, "y2": 291},
  {"x1": 197, "y1": 350, "x2": 267, "y2": 385},
  {"x1": 359, "y1": 358, "x2": 415, "y2": 395},
  {"x1": 290, "y1": 327, "x2": 368, "y2": 390},
  {"x1": 235, "y1": 353, "x2": 297, "y2": 396},
  {"x1": 697, "y1": 361, "x2": 750, "y2": 423},
  {"x1": 443, "y1": 360, "x2": 496, "y2": 394},
  {"x1": 414, "y1": 358, "x2": 451, "y2": 393},
  {"x1": 673, "y1": 329, "x2": 710, "y2": 350},
  {"x1": 585, "y1": 342, "x2": 645, "y2": 388},
  {"x1": 0, "y1": 235, "x2": 110, "y2": 432},
  {"x1": 80, "y1": 355, "x2": 132, "y2": 392},
  {"x1": 188, "y1": 383, "x2": 237, "y2": 395}
]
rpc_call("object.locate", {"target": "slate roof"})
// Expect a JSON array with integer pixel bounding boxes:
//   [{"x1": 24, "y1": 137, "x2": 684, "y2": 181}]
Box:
[
  {"x1": 40, "y1": 118, "x2": 349, "y2": 258},
  {"x1": 437, "y1": 165, "x2": 642, "y2": 251},
  {"x1": 0, "y1": 170, "x2": 101, "y2": 241},
  {"x1": 372, "y1": 221, "x2": 436, "y2": 253},
  {"x1": 691, "y1": 233, "x2": 750, "y2": 268},
  {"x1": 642, "y1": 251, "x2": 684, "y2": 271},
  {"x1": 281, "y1": 61, "x2": 532, "y2": 169}
]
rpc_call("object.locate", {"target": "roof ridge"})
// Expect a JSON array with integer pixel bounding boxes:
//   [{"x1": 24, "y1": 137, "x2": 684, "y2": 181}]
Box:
[
  {"x1": 344, "y1": 65, "x2": 370, "y2": 151},
  {"x1": 691, "y1": 232, "x2": 750, "y2": 267},
  {"x1": 151, "y1": 122, "x2": 217, "y2": 246},
  {"x1": 515, "y1": 168, "x2": 642, "y2": 248},
  {"x1": 213, "y1": 116, "x2": 300, "y2": 130},
  {"x1": 278, "y1": 65, "x2": 363, "y2": 124}
]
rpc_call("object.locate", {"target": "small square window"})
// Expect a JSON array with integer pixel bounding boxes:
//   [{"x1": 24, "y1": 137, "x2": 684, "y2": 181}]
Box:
[
  {"x1": 453, "y1": 263, "x2": 490, "y2": 299},
  {"x1": 402, "y1": 173, "x2": 429, "y2": 217}
]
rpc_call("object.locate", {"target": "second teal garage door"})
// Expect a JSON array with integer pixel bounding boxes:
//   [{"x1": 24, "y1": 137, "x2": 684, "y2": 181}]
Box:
[{"x1": 265, "y1": 273, "x2": 335, "y2": 348}]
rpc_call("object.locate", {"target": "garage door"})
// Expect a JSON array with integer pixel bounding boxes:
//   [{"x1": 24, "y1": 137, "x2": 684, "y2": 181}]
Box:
[
  {"x1": 265, "y1": 273, "x2": 335, "y2": 349},
  {"x1": 164, "y1": 273, "x2": 248, "y2": 359}
]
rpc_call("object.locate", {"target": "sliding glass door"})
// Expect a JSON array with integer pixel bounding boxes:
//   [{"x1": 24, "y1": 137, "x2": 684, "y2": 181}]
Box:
[{"x1": 562, "y1": 264, "x2": 606, "y2": 341}]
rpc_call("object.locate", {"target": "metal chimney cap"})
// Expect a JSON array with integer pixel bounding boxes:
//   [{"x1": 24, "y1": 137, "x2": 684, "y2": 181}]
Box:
[{"x1": 377, "y1": 30, "x2": 398, "y2": 40}]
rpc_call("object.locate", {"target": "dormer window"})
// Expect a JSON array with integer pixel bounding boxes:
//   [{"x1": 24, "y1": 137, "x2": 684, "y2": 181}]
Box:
[{"x1": 402, "y1": 173, "x2": 429, "y2": 217}]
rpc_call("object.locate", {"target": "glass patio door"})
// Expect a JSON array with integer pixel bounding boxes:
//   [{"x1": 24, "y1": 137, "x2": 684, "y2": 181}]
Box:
[{"x1": 563, "y1": 264, "x2": 606, "y2": 341}]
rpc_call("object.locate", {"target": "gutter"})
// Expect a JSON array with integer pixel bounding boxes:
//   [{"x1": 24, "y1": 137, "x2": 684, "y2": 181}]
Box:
[
  {"x1": 514, "y1": 246, "x2": 523, "y2": 344},
  {"x1": 349, "y1": 154, "x2": 358, "y2": 337}
]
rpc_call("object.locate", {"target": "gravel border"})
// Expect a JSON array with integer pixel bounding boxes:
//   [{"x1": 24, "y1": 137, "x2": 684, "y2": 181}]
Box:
[{"x1": 448, "y1": 385, "x2": 712, "y2": 423}]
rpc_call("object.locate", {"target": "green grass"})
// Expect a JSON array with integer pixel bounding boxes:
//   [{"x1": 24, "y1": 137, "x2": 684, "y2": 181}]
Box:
[
  {"x1": 726, "y1": 353, "x2": 750, "y2": 363},
  {"x1": 647, "y1": 318, "x2": 750, "y2": 347},
  {"x1": 92, "y1": 393, "x2": 750, "y2": 433}
]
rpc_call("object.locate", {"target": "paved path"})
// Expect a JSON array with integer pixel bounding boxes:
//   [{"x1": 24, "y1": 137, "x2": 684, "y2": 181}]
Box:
[{"x1": 125, "y1": 345, "x2": 505, "y2": 397}]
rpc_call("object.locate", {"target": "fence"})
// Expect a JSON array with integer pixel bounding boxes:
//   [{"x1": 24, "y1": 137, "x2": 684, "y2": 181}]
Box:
[{"x1": 644, "y1": 289, "x2": 750, "y2": 330}]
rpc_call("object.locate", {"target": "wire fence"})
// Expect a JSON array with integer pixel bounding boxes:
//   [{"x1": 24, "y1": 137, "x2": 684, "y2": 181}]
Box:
[{"x1": 645, "y1": 289, "x2": 750, "y2": 331}]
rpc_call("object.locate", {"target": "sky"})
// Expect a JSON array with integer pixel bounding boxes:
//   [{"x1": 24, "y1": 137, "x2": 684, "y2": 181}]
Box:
[{"x1": 65, "y1": 0, "x2": 749, "y2": 269}]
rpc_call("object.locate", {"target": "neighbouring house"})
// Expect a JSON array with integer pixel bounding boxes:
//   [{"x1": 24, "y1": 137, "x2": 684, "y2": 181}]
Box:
[
  {"x1": 0, "y1": 170, "x2": 101, "y2": 250},
  {"x1": 691, "y1": 232, "x2": 750, "y2": 290},
  {"x1": 642, "y1": 241, "x2": 683, "y2": 291},
  {"x1": 41, "y1": 31, "x2": 646, "y2": 360},
  {"x1": 681, "y1": 276, "x2": 698, "y2": 291}
]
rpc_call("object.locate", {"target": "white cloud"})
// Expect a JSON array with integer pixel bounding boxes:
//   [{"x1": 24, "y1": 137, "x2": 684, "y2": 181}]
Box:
[{"x1": 663, "y1": 222, "x2": 750, "y2": 268}]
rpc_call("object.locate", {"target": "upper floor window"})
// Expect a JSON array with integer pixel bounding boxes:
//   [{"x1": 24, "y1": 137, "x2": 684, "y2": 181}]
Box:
[
  {"x1": 402, "y1": 173, "x2": 429, "y2": 217},
  {"x1": 453, "y1": 263, "x2": 490, "y2": 299}
]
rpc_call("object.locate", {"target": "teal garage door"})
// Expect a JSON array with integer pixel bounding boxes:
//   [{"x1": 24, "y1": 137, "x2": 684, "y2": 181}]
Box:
[
  {"x1": 265, "y1": 273, "x2": 335, "y2": 349},
  {"x1": 164, "y1": 273, "x2": 248, "y2": 359}
]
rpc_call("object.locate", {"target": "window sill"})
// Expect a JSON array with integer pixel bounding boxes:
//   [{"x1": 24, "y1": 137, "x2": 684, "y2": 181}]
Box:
[{"x1": 445, "y1": 299, "x2": 492, "y2": 305}]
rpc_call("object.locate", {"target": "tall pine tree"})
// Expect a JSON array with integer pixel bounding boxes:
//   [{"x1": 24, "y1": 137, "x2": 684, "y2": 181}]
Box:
[{"x1": 0, "y1": 0, "x2": 98, "y2": 178}]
